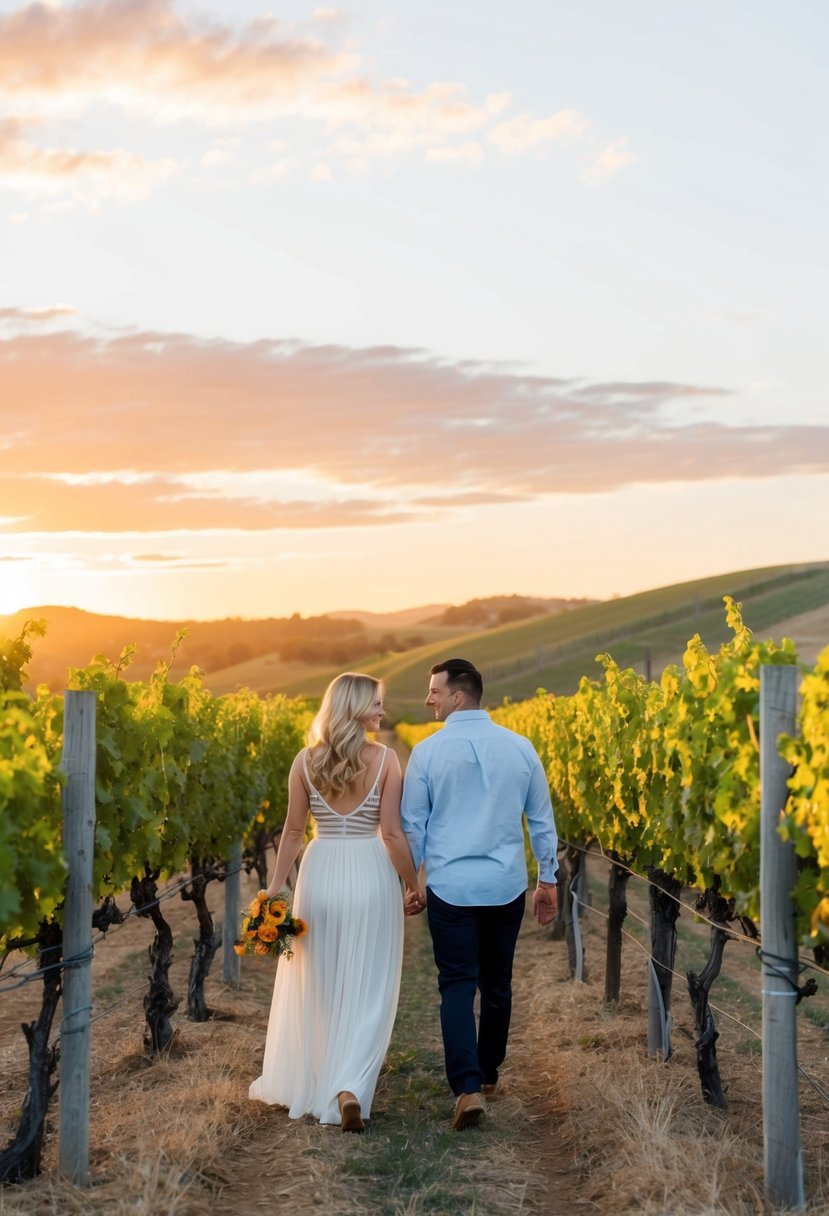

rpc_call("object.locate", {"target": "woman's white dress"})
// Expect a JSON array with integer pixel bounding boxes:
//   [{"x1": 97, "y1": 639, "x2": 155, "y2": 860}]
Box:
[{"x1": 249, "y1": 747, "x2": 404, "y2": 1125}]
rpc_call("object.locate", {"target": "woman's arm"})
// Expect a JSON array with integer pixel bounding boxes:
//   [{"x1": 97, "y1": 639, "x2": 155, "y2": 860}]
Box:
[
  {"x1": 378, "y1": 751, "x2": 422, "y2": 896},
  {"x1": 266, "y1": 752, "x2": 310, "y2": 897}
]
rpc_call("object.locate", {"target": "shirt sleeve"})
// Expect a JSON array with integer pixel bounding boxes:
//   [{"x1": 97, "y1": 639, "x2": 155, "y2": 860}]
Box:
[
  {"x1": 524, "y1": 750, "x2": 559, "y2": 883},
  {"x1": 401, "y1": 744, "x2": 430, "y2": 871}
]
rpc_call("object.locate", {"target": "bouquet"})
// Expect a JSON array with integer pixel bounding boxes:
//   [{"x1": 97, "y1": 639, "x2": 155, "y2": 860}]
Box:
[{"x1": 234, "y1": 890, "x2": 307, "y2": 959}]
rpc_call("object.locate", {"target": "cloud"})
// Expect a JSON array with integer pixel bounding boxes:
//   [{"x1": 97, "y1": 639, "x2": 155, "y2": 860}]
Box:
[
  {"x1": 0, "y1": 1, "x2": 344, "y2": 116},
  {"x1": 0, "y1": 303, "x2": 77, "y2": 323},
  {"x1": 485, "y1": 92, "x2": 513, "y2": 117},
  {"x1": 1, "y1": 472, "x2": 422, "y2": 532},
  {"x1": 201, "y1": 138, "x2": 240, "y2": 168},
  {"x1": 0, "y1": 1, "x2": 625, "y2": 188},
  {"x1": 250, "y1": 156, "x2": 299, "y2": 182},
  {"x1": 0, "y1": 116, "x2": 177, "y2": 199},
  {"x1": 312, "y1": 8, "x2": 347, "y2": 25},
  {"x1": 425, "y1": 142, "x2": 483, "y2": 169},
  {"x1": 0, "y1": 320, "x2": 826, "y2": 534},
  {"x1": 582, "y1": 137, "x2": 637, "y2": 185},
  {"x1": 487, "y1": 109, "x2": 590, "y2": 156}
]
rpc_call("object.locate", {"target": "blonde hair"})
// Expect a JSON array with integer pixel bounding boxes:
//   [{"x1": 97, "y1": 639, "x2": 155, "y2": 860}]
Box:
[{"x1": 306, "y1": 672, "x2": 382, "y2": 797}]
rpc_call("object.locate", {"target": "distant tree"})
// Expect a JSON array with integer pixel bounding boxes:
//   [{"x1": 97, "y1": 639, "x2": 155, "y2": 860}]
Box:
[{"x1": 226, "y1": 641, "x2": 252, "y2": 667}]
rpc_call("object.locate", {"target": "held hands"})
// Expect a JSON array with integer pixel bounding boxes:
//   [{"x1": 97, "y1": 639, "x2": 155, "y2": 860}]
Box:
[
  {"x1": 532, "y1": 883, "x2": 558, "y2": 926},
  {"x1": 404, "y1": 887, "x2": 426, "y2": 916}
]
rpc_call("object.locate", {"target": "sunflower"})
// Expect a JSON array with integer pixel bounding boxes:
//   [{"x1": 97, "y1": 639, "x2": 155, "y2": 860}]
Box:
[
  {"x1": 292, "y1": 918, "x2": 308, "y2": 937},
  {"x1": 269, "y1": 898, "x2": 288, "y2": 916}
]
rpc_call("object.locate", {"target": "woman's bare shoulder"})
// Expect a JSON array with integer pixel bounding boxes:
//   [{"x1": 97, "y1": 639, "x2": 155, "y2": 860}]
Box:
[{"x1": 372, "y1": 741, "x2": 401, "y2": 775}]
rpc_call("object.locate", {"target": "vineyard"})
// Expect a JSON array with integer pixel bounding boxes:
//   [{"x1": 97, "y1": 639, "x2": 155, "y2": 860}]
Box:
[
  {"x1": 1, "y1": 601, "x2": 828, "y2": 1212},
  {"x1": 0, "y1": 622, "x2": 313, "y2": 1182},
  {"x1": 397, "y1": 599, "x2": 829, "y2": 1208},
  {"x1": 396, "y1": 597, "x2": 829, "y2": 952}
]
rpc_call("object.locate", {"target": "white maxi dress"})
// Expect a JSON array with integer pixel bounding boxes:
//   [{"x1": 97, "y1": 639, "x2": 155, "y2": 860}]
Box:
[{"x1": 249, "y1": 747, "x2": 404, "y2": 1125}]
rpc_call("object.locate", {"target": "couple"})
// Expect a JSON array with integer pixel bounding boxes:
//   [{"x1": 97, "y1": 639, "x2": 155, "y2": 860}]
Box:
[{"x1": 249, "y1": 658, "x2": 559, "y2": 1132}]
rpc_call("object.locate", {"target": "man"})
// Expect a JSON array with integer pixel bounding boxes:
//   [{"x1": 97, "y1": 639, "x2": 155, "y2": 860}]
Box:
[{"x1": 401, "y1": 658, "x2": 558, "y2": 1132}]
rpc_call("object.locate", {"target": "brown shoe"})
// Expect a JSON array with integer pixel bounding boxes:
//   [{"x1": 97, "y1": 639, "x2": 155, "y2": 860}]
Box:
[
  {"x1": 338, "y1": 1090, "x2": 365, "y2": 1133},
  {"x1": 482, "y1": 1081, "x2": 499, "y2": 1098},
  {"x1": 452, "y1": 1091, "x2": 485, "y2": 1132}
]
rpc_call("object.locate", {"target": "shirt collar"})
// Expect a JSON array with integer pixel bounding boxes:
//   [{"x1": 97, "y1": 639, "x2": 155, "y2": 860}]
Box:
[{"x1": 444, "y1": 709, "x2": 490, "y2": 724}]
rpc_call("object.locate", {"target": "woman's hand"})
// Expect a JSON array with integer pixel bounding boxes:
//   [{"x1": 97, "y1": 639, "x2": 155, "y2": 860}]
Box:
[{"x1": 404, "y1": 887, "x2": 426, "y2": 916}]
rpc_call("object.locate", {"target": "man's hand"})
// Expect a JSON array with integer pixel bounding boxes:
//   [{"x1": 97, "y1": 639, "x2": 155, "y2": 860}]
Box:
[
  {"x1": 532, "y1": 883, "x2": 558, "y2": 926},
  {"x1": 404, "y1": 887, "x2": 426, "y2": 916}
]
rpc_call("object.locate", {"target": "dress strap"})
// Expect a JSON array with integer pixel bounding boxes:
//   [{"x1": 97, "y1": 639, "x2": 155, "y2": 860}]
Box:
[
  {"x1": 302, "y1": 744, "x2": 386, "y2": 801},
  {"x1": 301, "y1": 748, "x2": 316, "y2": 794},
  {"x1": 373, "y1": 745, "x2": 388, "y2": 788}
]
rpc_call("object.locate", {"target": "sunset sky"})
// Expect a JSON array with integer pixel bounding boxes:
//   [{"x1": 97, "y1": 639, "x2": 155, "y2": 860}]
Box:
[{"x1": 1, "y1": 0, "x2": 827, "y2": 621}]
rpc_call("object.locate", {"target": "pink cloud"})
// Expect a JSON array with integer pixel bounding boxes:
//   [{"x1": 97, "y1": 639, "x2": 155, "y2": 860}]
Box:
[
  {"x1": 0, "y1": 320, "x2": 826, "y2": 534},
  {"x1": 0, "y1": 117, "x2": 176, "y2": 193},
  {"x1": 0, "y1": 1, "x2": 620, "y2": 179},
  {"x1": 0, "y1": 1, "x2": 341, "y2": 108}
]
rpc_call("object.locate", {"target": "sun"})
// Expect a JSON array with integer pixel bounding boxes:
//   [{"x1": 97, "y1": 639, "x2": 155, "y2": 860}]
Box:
[{"x1": 0, "y1": 565, "x2": 35, "y2": 616}]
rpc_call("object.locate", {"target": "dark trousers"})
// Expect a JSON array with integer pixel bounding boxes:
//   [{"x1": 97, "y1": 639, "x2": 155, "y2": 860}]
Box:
[{"x1": 426, "y1": 887, "x2": 526, "y2": 1096}]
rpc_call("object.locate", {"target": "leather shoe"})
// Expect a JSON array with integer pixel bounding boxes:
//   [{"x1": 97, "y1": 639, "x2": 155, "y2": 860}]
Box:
[
  {"x1": 338, "y1": 1090, "x2": 365, "y2": 1133},
  {"x1": 452, "y1": 1091, "x2": 485, "y2": 1131},
  {"x1": 482, "y1": 1081, "x2": 499, "y2": 1098}
]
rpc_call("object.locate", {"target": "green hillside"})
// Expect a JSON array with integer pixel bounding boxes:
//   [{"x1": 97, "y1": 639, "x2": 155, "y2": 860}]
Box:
[
  {"x1": 260, "y1": 562, "x2": 829, "y2": 721},
  {"x1": 12, "y1": 563, "x2": 824, "y2": 717}
]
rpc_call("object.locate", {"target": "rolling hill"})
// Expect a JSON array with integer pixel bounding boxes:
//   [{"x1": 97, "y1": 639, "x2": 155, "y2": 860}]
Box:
[
  {"x1": 0, "y1": 594, "x2": 580, "y2": 693},
  {"x1": 211, "y1": 562, "x2": 829, "y2": 720},
  {"x1": 3, "y1": 563, "x2": 827, "y2": 722}
]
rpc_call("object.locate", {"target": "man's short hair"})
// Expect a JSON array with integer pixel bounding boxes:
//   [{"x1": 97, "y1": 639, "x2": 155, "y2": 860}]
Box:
[{"x1": 430, "y1": 658, "x2": 483, "y2": 703}]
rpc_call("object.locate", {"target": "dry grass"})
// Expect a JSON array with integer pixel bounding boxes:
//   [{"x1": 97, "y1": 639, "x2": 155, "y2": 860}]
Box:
[
  {"x1": 1, "y1": 864, "x2": 828, "y2": 1215},
  {"x1": 513, "y1": 882, "x2": 829, "y2": 1216}
]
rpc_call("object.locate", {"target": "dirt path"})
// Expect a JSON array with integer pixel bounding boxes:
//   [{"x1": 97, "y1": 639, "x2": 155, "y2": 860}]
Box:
[{"x1": 211, "y1": 899, "x2": 589, "y2": 1216}]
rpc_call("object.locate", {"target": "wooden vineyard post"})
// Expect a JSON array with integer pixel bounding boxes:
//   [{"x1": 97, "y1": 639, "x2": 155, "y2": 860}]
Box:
[
  {"x1": 222, "y1": 840, "x2": 243, "y2": 988},
  {"x1": 59, "y1": 690, "x2": 97, "y2": 1186},
  {"x1": 759, "y1": 665, "x2": 804, "y2": 1212}
]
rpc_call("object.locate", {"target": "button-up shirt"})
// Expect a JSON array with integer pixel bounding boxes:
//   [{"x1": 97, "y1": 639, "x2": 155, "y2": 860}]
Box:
[{"x1": 401, "y1": 709, "x2": 558, "y2": 907}]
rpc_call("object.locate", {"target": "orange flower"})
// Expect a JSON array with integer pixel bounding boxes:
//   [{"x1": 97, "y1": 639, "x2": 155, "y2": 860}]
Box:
[
  {"x1": 292, "y1": 918, "x2": 307, "y2": 937},
  {"x1": 257, "y1": 923, "x2": 278, "y2": 942},
  {"x1": 245, "y1": 927, "x2": 258, "y2": 939},
  {"x1": 254, "y1": 941, "x2": 270, "y2": 956},
  {"x1": 233, "y1": 943, "x2": 247, "y2": 956}
]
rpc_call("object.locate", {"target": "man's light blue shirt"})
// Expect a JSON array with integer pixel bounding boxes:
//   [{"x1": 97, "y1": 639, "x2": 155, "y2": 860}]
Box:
[{"x1": 401, "y1": 709, "x2": 559, "y2": 907}]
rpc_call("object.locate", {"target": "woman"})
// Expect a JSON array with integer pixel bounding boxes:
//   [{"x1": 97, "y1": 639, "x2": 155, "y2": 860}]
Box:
[{"x1": 249, "y1": 672, "x2": 423, "y2": 1131}]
